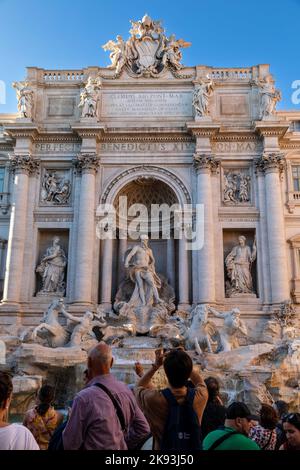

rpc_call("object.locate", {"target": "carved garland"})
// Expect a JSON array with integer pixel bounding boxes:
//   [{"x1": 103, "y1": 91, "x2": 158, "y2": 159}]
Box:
[{"x1": 101, "y1": 165, "x2": 191, "y2": 205}]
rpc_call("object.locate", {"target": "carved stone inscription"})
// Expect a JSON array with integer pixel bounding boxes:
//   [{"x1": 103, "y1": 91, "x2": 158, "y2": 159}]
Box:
[
  {"x1": 100, "y1": 142, "x2": 195, "y2": 153},
  {"x1": 101, "y1": 92, "x2": 193, "y2": 117}
]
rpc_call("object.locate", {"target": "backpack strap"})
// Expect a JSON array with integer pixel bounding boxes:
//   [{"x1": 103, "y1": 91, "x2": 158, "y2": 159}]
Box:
[
  {"x1": 162, "y1": 387, "x2": 196, "y2": 405},
  {"x1": 261, "y1": 431, "x2": 273, "y2": 450},
  {"x1": 207, "y1": 430, "x2": 240, "y2": 450},
  {"x1": 93, "y1": 383, "x2": 126, "y2": 431}
]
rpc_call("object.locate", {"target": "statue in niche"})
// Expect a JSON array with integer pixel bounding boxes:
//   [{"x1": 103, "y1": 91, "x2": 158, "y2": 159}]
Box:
[
  {"x1": 225, "y1": 235, "x2": 256, "y2": 296},
  {"x1": 78, "y1": 76, "x2": 102, "y2": 118},
  {"x1": 12, "y1": 81, "x2": 34, "y2": 119},
  {"x1": 192, "y1": 77, "x2": 214, "y2": 117},
  {"x1": 208, "y1": 306, "x2": 248, "y2": 352},
  {"x1": 102, "y1": 36, "x2": 127, "y2": 75},
  {"x1": 124, "y1": 234, "x2": 164, "y2": 307},
  {"x1": 36, "y1": 236, "x2": 67, "y2": 295},
  {"x1": 254, "y1": 75, "x2": 281, "y2": 119},
  {"x1": 41, "y1": 171, "x2": 71, "y2": 205}
]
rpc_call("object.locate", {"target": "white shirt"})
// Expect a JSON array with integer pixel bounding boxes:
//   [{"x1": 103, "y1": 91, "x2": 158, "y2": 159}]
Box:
[{"x1": 0, "y1": 423, "x2": 39, "y2": 450}]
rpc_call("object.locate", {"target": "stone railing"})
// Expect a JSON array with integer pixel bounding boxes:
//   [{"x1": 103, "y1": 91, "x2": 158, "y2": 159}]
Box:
[
  {"x1": 292, "y1": 191, "x2": 300, "y2": 201},
  {"x1": 210, "y1": 68, "x2": 253, "y2": 80},
  {"x1": 42, "y1": 70, "x2": 86, "y2": 82}
]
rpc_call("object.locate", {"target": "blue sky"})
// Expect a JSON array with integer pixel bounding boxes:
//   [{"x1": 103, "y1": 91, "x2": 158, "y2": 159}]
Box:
[{"x1": 0, "y1": 0, "x2": 300, "y2": 113}]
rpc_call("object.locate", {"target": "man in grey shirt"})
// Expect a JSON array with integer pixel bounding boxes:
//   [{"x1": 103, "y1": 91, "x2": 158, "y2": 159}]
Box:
[{"x1": 63, "y1": 342, "x2": 150, "y2": 450}]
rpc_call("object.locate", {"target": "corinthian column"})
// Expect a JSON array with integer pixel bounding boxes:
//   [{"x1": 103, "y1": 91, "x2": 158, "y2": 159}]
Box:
[
  {"x1": 73, "y1": 153, "x2": 99, "y2": 304},
  {"x1": 256, "y1": 153, "x2": 289, "y2": 303},
  {"x1": 193, "y1": 153, "x2": 219, "y2": 303},
  {"x1": 3, "y1": 155, "x2": 39, "y2": 304}
]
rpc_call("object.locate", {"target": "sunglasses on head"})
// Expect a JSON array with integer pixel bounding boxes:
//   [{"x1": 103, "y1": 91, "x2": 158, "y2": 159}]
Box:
[{"x1": 283, "y1": 413, "x2": 300, "y2": 424}]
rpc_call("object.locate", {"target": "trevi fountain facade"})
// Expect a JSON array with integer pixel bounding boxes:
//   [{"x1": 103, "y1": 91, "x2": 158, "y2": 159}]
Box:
[{"x1": 0, "y1": 15, "x2": 299, "y2": 415}]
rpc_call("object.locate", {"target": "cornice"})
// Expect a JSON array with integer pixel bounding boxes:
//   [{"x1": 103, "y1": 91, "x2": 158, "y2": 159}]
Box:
[
  {"x1": 186, "y1": 123, "x2": 220, "y2": 138},
  {"x1": 254, "y1": 121, "x2": 289, "y2": 138},
  {"x1": 71, "y1": 124, "x2": 105, "y2": 141},
  {"x1": 103, "y1": 134, "x2": 193, "y2": 143},
  {"x1": 4, "y1": 123, "x2": 40, "y2": 141}
]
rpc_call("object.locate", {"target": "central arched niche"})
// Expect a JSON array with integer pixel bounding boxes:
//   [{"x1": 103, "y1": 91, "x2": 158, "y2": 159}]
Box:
[{"x1": 110, "y1": 177, "x2": 180, "y2": 301}]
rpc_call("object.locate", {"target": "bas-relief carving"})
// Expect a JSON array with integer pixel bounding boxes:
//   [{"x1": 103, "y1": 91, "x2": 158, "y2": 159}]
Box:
[
  {"x1": 223, "y1": 170, "x2": 251, "y2": 205},
  {"x1": 40, "y1": 170, "x2": 71, "y2": 205},
  {"x1": 225, "y1": 235, "x2": 257, "y2": 297},
  {"x1": 36, "y1": 236, "x2": 67, "y2": 296},
  {"x1": 102, "y1": 14, "x2": 191, "y2": 78}
]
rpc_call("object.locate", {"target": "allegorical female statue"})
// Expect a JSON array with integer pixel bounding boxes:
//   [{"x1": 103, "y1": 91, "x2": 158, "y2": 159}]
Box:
[
  {"x1": 36, "y1": 236, "x2": 67, "y2": 295},
  {"x1": 225, "y1": 235, "x2": 256, "y2": 296}
]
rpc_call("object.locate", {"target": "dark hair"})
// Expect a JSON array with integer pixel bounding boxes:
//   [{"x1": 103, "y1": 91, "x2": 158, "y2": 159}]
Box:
[
  {"x1": 36, "y1": 385, "x2": 55, "y2": 416},
  {"x1": 204, "y1": 376, "x2": 220, "y2": 403},
  {"x1": 259, "y1": 403, "x2": 278, "y2": 430},
  {"x1": 163, "y1": 349, "x2": 193, "y2": 388},
  {"x1": 275, "y1": 400, "x2": 289, "y2": 418},
  {"x1": 0, "y1": 372, "x2": 13, "y2": 409},
  {"x1": 282, "y1": 413, "x2": 300, "y2": 431}
]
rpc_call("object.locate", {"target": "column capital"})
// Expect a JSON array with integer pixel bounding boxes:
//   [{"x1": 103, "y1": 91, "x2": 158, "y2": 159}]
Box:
[
  {"x1": 193, "y1": 153, "x2": 219, "y2": 173},
  {"x1": 74, "y1": 153, "x2": 100, "y2": 174},
  {"x1": 255, "y1": 152, "x2": 286, "y2": 174},
  {"x1": 9, "y1": 154, "x2": 40, "y2": 175}
]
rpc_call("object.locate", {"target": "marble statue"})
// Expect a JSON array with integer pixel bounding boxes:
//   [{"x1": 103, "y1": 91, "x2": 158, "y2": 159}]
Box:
[
  {"x1": 36, "y1": 236, "x2": 67, "y2": 295},
  {"x1": 185, "y1": 304, "x2": 218, "y2": 354},
  {"x1": 225, "y1": 235, "x2": 256, "y2": 296},
  {"x1": 78, "y1": 76, "x2": 102, "y2": 118},
  {"x1": 12, "y1": 81, "x2": 34, "y2": 119},
  {"x1": 65, "y1": 311, "x2": 96, "y2": 347},
  {"x1": 192, "y1": 77, "x2": 214, "y2": 117},
  {"x1": 254, "y1": 76, "x2": 281, "y2": 119},
  {"x1": 208, "y1": 306, "x2": 248, "y2": 352},
  {"x1": 102, "y1": 35, "x2": 127, "y2": 75},
  {"x1": 102, "y1": 15, "x2": 191, "y2": 77},
  {"x1": 32, "y1": 298, "x2": 69, "y2": 348},
  {"x1": 124, "y1": 235, "x2": 163, "y2": 307},
  {"x1": 41, "y1": 171, "x2": 71, "y2": 205},
  {"x1": 161, "y1": 35, "x2": 191, "y2": 70}
]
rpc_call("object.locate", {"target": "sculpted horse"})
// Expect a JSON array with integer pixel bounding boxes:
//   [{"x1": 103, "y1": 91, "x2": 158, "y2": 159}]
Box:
[
  {"x1": 32, "y1": 298, "x2": 69, "y2": 348},
  {"x1": 185, "y1": 304, "x2": 219, "y2": 354}
]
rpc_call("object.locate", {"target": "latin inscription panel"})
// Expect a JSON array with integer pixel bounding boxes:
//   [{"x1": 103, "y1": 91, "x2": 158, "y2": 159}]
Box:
[{"x1": 101, "y1": 92, "x2": 193, "y2": 118}]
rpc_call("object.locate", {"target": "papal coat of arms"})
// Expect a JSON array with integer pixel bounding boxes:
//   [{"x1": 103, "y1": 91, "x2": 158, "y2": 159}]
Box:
[{"x1": 102, "y1": 14, "x2": 191, "y2": 77}]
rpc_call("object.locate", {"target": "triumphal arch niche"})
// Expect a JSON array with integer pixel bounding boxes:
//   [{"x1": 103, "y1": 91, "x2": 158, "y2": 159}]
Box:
[{"x1": 0, "y1": 13, "x2": 300, "y2": 350}]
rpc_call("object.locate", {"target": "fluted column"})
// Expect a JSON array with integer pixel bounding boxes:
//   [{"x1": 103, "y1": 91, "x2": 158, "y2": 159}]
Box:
[
  {"x1": 167, "y1": 237, "x2": 175, "y2": 288},
  {"x1": 193, "y1": 153, "x2": 218, "y2": 303},
  {"x1": 100, "y1": 238, "x2": 113, "y2": 308},
  {"x1": 73, "y1": 153, "x2": 99, "y2": 304},
  {"x1": 118, "y1": 237, "x2": 127, "y2": 284},
  {"x1": 256, "y1": 153, "x2": 289, "y2": 303},
  {"x1": 178, "y1": 227, "x2": 190, "y2": 309},
  {"x1": 3, "y1": 155, "x2": 39, "y2": 304}
]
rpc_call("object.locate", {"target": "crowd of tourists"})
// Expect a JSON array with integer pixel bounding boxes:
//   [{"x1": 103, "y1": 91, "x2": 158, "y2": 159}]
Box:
[{"x1": 0, "y1": 344, "x2": 299, "y2": 451}]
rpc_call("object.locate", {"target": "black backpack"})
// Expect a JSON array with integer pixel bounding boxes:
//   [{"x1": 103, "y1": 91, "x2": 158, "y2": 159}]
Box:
[{"x1": 160, "y1": 388, "x2": 202, "y2": 451}]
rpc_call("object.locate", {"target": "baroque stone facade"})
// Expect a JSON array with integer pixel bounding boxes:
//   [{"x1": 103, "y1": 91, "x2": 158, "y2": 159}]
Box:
[{"x1": 0, "y1": 14, "x2": 299, "y2": 341}]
